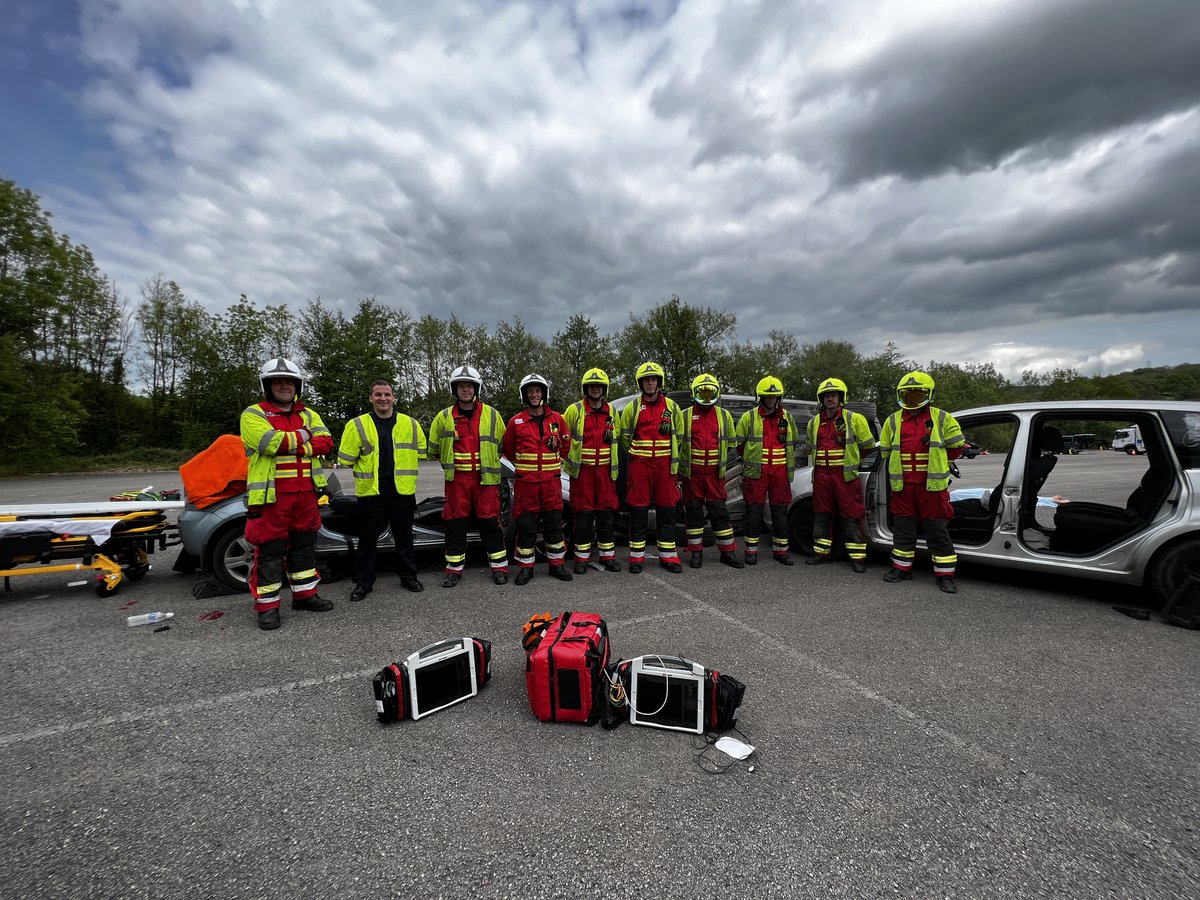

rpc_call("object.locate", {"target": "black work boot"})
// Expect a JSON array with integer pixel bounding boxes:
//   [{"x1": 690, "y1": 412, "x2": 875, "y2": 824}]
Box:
[
  {"x1": 493, "y1": 571, "x2": 508, "y2": 586},
  {"x1": 719, "y1": 552, "x2": 745, "y2": 569},
  {"x1": 660, "y1": 559, "x2": 683, "y2": 574},
  {"x1": 603, "y1": 560, "x2": 622, "y2": 572},
  {"x1": 689, "y1": 551, "x2": 703, "y2": 569},
  {"x1": 850, "y1": 560, "x2": 867, "y2": 574},
  {"x1": 883, "y1": 568, "x2": 912, "y2": 583},
  {"x1": 937, "y1": 576, "x2": 958, "y2": 594},
  {"x1": 441, "y1": 572, "x2": 461, "y2": 588},
  {"x1": 515, "y1": 568, "x2": 534, "y2": 586},
  {"x1": 549, "y1": 566, "x2": 573, "y2": 582},
  {"x1": 350, "y1": 584, "x2": 371, "y2": 602},
  {"x1": 744, "y1": 553, "x2": 758, "y2": 566},
  {"x1": 806, "y1": 554, "x2": 828, "y2": 566},
  {"x1": 257, "y1": 608, "x2": 281, "y2": 631},
  {"x1": 399, "y1": 576, "x2": 425, "y2": 593},
  {"x1": 292, "y1": 593, "x2": 334, "y2": 612},
  {"x1": 773, "y1": 554, "x2": 794, "y2": 567},
  {"x1": 629, "y1": 562, "x2": 643, "y2": 575},
  {"x1": 574, "y1": 561, "x2": 588, "y2": 575}
]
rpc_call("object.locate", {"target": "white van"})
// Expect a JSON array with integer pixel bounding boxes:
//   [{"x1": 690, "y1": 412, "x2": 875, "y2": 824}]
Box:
[{"x1": 1112, "y1": 425, "x2": 1144, "y2": 455}]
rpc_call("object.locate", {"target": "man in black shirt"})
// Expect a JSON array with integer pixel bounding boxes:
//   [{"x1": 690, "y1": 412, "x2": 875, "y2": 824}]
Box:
[{"x1": 337, "y1": 380, "x2": 429, "y2": 601}]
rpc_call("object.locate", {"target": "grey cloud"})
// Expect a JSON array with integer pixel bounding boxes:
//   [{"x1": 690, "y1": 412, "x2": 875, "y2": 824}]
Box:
[{"x1": 807, "y1": 0, "x2": 1200, "y2": 185}]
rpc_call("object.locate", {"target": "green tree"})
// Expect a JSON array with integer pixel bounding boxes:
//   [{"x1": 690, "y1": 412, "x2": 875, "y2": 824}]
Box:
[{"x1": 615, "y1": 295, "x2": 737, "y2": 396}]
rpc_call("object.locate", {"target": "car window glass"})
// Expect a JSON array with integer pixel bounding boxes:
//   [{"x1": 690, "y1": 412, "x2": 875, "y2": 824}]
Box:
[{"x1": 1162, "y1": 411, "x2": 1200, "y2": 469}]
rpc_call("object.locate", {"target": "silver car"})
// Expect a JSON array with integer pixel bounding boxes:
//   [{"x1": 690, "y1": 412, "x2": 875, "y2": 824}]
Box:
[
  {"x1": 178, "y1": 468, "x2": 512, "y2": 591},
  {"x1": 785, "y1": 400, "x2": 1200, "y2": 605}
]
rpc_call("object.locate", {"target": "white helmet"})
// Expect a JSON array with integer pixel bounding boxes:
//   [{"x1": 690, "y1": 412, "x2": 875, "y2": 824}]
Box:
[
  {"x1": 448, "y1": 364, "x2": 482, "y2": 398},
  {"x1": 519, "y1": 373, "x2": 549, "y2": 407},
  {"x1": 259, "y1": 357, "x2": 304, "y2": 398}
]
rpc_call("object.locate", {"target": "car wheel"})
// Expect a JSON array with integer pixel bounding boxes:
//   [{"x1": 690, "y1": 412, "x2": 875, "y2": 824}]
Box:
[
  {"x1": 210, "y1": 522, "x2": 253, "y2": 593},
  {"x1": 787, "y1": 499, "x2": 815, "y2": 557},
  {"x1": 1147, "y1": 535, "x2": 1200, "y2": 609}
]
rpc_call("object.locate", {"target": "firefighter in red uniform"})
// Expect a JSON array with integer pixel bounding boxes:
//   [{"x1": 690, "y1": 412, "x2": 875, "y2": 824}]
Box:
[
  {"x1": 240, "y1": 358, "x2": 335, "y2": 631},
  {"x1": 879, "y1": 371, "x2": 966, "y2": 593},
  {"x1": 618, "y1": 362, "x2": 685, "y2": 574},
  {"x1": 680, "y1": 373, "x2": 743, "y2": 569},
  {"x1": 563, "y1": 368, "x2": 622, "y2": 575},
  {"x1": 502, "y1": 373, "x2": 573, "y2": 584},
  {"x1": 428, "y1": 365, "x2": 509, "y2": 587},
  {"x1": 735, "y1": 376, "x2": 799, "y2": 565},
  {"x1": 805, "y1": 377, "x2": 878, "y2": 572}
]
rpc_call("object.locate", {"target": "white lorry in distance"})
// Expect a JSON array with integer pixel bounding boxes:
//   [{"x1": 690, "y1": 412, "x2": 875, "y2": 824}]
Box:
[{"x1": 1111, "y1": 425, "x2": 1144, "y2": 455}]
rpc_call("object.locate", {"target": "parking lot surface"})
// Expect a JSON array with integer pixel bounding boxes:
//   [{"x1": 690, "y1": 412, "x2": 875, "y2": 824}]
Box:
[{"x1": 1, "y1": 462, "x2": 1198, "y2": 898}]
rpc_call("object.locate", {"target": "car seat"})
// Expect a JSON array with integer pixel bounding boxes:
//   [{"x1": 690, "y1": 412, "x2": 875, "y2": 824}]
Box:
[
  {"x1": 1048, "y1": 463, "x2": 1173, "y2": 554},
  {"x1": 950, "y1": 486, "x2": 1004, "y2": 544}
]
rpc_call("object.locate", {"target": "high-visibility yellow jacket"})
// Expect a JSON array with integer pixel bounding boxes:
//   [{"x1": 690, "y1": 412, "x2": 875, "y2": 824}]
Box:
[
  {"x1": 428, "y1": 403, "x2": 505, "y2": 484},
  {"x1": 562, "y1": 399, "x2": 620, "y2": 480},
  {"x1": 879, "y1": 407, "x2": 965, "y2": 492},
  {"x1": 736, "y1": 406, "x2": 800, "y2": 482},
  {"x1": 679, "y1": 405, "x2": 738, "y2": 479},
  {"x1": 805, "y1": 408, "x2": 877, "y2": 482},
  {"x1": 618, "y1": 394, "x2": 685, "y2": 475},
  {"x1": 337, "y1": 413, "x2": 428, "y2": 496},
  {"x1": 241, "y1": 403, "x2": 331, "y2": 506}
]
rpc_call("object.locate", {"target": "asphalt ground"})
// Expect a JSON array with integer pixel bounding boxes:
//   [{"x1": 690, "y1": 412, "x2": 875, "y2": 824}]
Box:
[{"x1": 1, "y1": 460, "x2": 1198, "y2": 899}]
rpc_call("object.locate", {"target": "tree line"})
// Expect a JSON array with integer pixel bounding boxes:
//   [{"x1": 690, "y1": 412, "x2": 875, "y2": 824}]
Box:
[{"x1": 3, "y1": 176, "x2": 1198, "y2": 474}]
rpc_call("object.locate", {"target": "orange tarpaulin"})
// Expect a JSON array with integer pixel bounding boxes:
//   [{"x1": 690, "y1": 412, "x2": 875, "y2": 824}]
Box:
[{"x1": 180, "y1": 435, "x2": 248, "y2": 509}]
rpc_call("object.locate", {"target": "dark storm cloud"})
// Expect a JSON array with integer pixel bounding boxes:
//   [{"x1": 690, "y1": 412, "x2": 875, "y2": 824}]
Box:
[
  {"x1": 810, "y1": 0, "x2": 1200, "y2": 185},
  {"x1": 893, "y1": 140, "x2": 1200, "y2": 304}
]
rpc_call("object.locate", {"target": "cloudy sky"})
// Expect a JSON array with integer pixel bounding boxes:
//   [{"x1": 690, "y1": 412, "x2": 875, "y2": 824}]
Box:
[{"x1": 3, "y1": 0, "x2": 1199, "y2": 376}]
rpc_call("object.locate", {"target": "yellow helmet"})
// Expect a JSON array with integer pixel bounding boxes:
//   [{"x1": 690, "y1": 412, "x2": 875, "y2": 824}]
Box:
[
  {"x1": 756, "y1": 375, "x2": 784, "y2": 399},
  {"x1": 691, "y1": 373, "x2": 721, "y2": 407},
  {"x1": 896, "y1": 370, "x2": 935, "y2": 409},
  {"x1": 817, "y1": 377, "x2": 848, "y2": 404},
  {"x1": 636, "y1": 361, "x2": 665, "y2": 390},
  {"x1": 581, "y1": 367, "x2": 609, "y2": 395}
]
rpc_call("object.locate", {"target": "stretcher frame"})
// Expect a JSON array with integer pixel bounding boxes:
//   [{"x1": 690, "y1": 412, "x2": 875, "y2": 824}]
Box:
[{"x1": 0, "y1": 501, "x2": 184, "y2": 596}]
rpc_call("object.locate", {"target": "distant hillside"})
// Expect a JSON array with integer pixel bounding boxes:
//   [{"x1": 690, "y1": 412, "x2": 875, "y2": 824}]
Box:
[{"x1": 1112, "y1": 363, "x2": 1200, "y2": 401}]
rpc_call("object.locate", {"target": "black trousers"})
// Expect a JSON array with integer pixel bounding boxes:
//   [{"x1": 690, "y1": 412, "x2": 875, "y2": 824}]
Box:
[
  {"x1": 353, "y1": 493, "x2": 417, "y2": 587},
  {"x1": 572, "y1": 508, "x2": 616, "y2": 556}
]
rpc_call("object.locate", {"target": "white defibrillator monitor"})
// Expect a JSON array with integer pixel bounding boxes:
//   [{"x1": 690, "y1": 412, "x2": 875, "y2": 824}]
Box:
[
  {"x1": 628, "y1": 655, "x2": 707, "y2": 734},
  {"x1": 405, "y1": 638, "x2": 478, "y2": 720}
]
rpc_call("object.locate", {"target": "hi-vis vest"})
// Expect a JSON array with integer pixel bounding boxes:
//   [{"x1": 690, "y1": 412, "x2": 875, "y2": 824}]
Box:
[
  {"x1": 679, "y1": 405, "x2": 737, "y2": 479},
  {"x1": 563, "y1": 399, "x2": 619, "y2": 480},
  {"x1": 879, "y1": 407, "x2": 965, "y2": 492},
  {"x1": 337, "y1": 413, "x2": 428, "y2": 497},
  {"x1": 241, "y1": 403, "x2": 330, "y2": 506},
  {"x1": 428, "y1": 403, "x2": 505, "y2": 484},
  {"x1": 619, "y1": 394, "x2": 685, "y2": 475},
  {"x1": 736, "y1": 407, "x2": 799, "y2": 482},
  {"x1": 806, "y1": 408, "x2": 877, "y2": 483}
]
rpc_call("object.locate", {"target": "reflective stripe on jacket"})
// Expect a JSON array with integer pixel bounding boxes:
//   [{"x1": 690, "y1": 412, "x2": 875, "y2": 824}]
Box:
[
  {"x1": 879, "y1": 407, "x2": 964, "y2": 492},
  {"x1": 736, "y1": 407, "x2": 799, "y2": 482},
  {"x1": 562, "y1": 400, "x2": 619, "y2": 480},
  {"x1": 337, "y1": 413, "x2": 428, "y2": 497},
  {"x1": 241, "y1": 403, "x2": 331, "y2": 506},
  {"x1": 428, "y1": 403, "x2": 505, "y2": 484},
  {"x1": 618, "y1": 394, "x2": 684, "y2": 475},
  {"x1": 679, "y1": 405, "x2": 737, "y2": 479},
  {"x1": 806, "y1": 408, "x2": 877, "y2": 483}
]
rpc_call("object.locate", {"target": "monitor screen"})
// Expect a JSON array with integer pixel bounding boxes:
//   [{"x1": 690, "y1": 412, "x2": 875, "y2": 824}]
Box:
[
  {"x1": 411, "y1": 653, "x2": 474, "y2": 718},
  {"x1": 631, "y1": 671, "x2": 702, "y2": 733}
]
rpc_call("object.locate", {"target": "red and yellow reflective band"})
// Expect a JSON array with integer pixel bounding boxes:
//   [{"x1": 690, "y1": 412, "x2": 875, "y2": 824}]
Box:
[
  {"x1": 580, "y1": 447, "x2": 612, "y2": 465},
  {"x1": 813, "y1": 448, "x2": 846, "y2": 465}
]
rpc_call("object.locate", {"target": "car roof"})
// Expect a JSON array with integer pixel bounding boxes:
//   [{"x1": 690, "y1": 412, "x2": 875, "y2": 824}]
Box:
[{"x1": 952, "y1": 399, "x2": 1200, "y2": 417}]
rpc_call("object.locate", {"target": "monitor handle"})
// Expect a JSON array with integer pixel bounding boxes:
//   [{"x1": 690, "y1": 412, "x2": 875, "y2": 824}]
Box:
[{"x1": 417, "y1": 638, "x2": 465, "y2": 658}]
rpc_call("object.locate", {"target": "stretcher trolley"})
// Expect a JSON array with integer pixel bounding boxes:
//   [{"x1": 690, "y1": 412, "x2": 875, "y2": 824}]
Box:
[{"x1": 0, "y1": 500, "x2": 184, "y2": 596}]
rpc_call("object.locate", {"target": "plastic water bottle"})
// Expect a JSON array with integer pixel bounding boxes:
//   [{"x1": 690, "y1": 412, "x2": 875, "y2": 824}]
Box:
[{"x1": 127, "y1": 612, "x2": 174, "y2": 627}]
